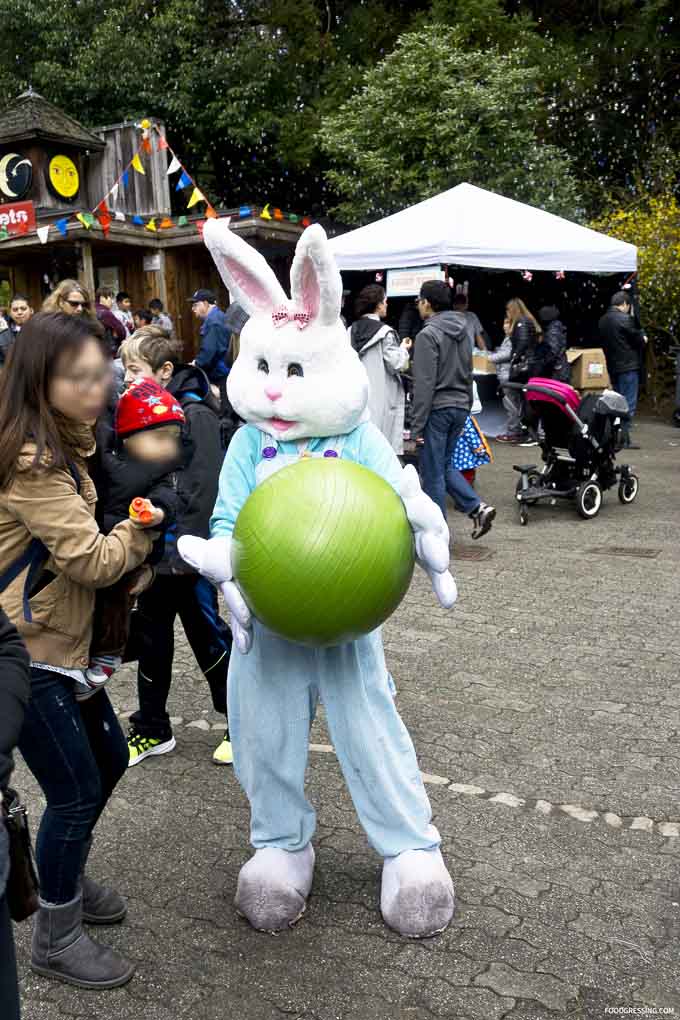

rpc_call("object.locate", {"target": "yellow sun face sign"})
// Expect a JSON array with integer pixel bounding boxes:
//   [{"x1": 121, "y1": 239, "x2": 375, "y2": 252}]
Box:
[{"x1": 48, "y1": 154, "x2": 79, "y2": 200}]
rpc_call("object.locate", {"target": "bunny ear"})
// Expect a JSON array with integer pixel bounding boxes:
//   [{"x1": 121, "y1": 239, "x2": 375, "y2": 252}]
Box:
[
  {"x1": 290, "y1": 224, "x2": 343, "y2": 327},
  {"x1": 203, "y1": 218, "x2": 287, "y2": 316}
]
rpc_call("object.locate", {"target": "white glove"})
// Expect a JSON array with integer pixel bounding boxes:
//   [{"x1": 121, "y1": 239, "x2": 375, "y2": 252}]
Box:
[
  {"x1": 178, "y1": 534, "x2": 254, "y2": 654},
  {"x1": 399, "y1": 464, "x2": 458, "y2": 609}
]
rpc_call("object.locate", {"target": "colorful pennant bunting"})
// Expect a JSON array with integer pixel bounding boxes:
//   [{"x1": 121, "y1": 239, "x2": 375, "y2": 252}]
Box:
[
  {"x1": 273, "y1": 208, "x2": 284, "y2": 221},
  {"x1": 196, "y1": 220, "x2": 206, "y2": 237},
  {"x1": 167, "y1": 155, "x2": 181, "y2": 175},
  {"x1": 145, "y1": 218, "x2": 157, "y2": 232},
  {"x1": 114, "y1": 210, "x2": 125, "y2": 222},
  {"x1": 158, "y1": 136, "x2": 169, "y2": 151},
  {"x1": 121, "y1": 170, "x2": 130, "y2": 188},
  {"x1": 176, "y1": 171, "x2": 192, "y2": 191},
  {"x1": 187, "y1": 187, "x2": 205, "y2": 209},
  {"x1": 109, "y1": 182, "x2": 119, "y2": 202},
  {"x1": 288, "y1": 213, "x2": 299, "y2": 223},
  {"x1": 37, "y1": 225, "x2": 50, "y2": 244},
  {"x1": 131, "y1": 153, "x2": 145, "y2": 175},
  {"x1": 177, "y1": 215, "x2": 188, "y2": 227},
  {"x1": 205, "y1": 206, "x2": 217, "y2": 219},
  {"x1": 159, "y1": 217, "x2": 173, "y2": 229},
  {"x1": 56, "y1": 218, "x2": 69, "y2": 237},
  {"x1": 0, "y1": 228, "x2": 9, "y2": 242},
  {"x1": 141, "y1": 138, "x2": 153, "y2": 155},
  {"x1": 76, "y1": 212, "x2": 93, "y2": 229},
  {"x1": 301, "y1": 216, "x2": 311, "y2": 227},
  {"x1": 260, "y1": 203, "x2": 272, "y2": 221},
  {"x1": 239, "y1": 205, "x2": 252, "y2": 217},
  {"x1": 131, "y1": 214, "x2": 144, "y2": 225}
]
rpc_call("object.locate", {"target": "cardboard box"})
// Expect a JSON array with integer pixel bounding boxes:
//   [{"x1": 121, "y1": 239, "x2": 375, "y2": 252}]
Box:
[
  {"x1": 566, "y1": 348, "x2": 610, "y2": 390},
  {"x1": 472, "y1": 351, "x2": 496, "y2": 376}
]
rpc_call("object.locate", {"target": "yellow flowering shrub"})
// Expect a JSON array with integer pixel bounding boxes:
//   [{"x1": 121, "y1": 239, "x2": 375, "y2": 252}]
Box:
[{"x1": 592, "y1": 195, "x2": 680, "y2": 335}]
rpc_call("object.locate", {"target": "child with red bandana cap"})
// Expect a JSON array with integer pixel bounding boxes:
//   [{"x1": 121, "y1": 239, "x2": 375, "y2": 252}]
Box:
[{"x1": 79, "y1": 379, "x2": 185, "y2": 700}]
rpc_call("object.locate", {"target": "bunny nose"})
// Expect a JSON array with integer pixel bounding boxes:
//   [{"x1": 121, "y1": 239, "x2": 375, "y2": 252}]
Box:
[{"x1": 265, "y1": 387, "x2": 282, "y2": 402}]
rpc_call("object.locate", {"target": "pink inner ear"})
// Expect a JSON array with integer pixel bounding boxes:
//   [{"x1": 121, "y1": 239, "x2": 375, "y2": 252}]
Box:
[
  {"x1": 223, "y1": 256, "x2": 275, "y2": 312},
  {"x1": 299, "y1": 255, "x2": 320, "y2": 320}
]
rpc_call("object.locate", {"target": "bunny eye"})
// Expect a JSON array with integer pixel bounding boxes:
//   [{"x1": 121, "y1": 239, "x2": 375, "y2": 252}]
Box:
[
  {"x1": 287, "y1": 363, "x2": 304, "y2": 378},
  {"x1": 257, "y1": 358, "x2": 269, "y2": 374}
]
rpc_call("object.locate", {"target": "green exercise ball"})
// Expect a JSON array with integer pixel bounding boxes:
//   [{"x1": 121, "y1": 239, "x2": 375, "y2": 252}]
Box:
[{"x1": 232, "y1": 457, "x2": 415, "y2": 646}]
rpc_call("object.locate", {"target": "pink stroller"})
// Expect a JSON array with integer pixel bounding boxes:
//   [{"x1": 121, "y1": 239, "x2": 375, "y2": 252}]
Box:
[{"x1": 512, "y1": 378, "x2": 639, "y2": 525}]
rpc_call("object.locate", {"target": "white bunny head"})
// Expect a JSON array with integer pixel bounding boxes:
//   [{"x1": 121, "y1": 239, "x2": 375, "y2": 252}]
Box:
[{"x1": 203, "y1": 218, "x2": 368, "y2": 441}]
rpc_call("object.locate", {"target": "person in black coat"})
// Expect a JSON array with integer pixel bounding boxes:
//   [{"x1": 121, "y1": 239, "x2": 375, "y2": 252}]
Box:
[
  {"x1": 533, "y1": 306, "x2": 570, "y2": 383},
  {"x1": 598, "y1": 291, "x2": 646, "y2": 446},
  {"x1": 116, "y1": 329, "x2": 233, "y2": 766},
  {"x1": 0, "y1": 607, "x2": 30, "y2": 1020}
]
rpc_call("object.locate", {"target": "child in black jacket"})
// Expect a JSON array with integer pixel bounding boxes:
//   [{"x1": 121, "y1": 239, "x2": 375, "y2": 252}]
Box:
[
  {"x1": 84, "y1": 378, "x2": 184, "y2": 700},
  {"x1": 116, "y1": 329, "x2": 233, "y2": 767}
]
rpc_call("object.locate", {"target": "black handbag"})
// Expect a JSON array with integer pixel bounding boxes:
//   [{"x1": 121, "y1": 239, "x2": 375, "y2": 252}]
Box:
[{"x1": 2, "y1": 788, "x2": 39, "y2": 921}]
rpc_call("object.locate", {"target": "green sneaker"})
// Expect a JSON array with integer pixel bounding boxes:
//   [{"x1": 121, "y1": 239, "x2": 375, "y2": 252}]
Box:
[
  {"x1": 212, "y1": 732, "x2": 233, "y2": 766},
  {"x1": 127, "y1": 730, "x2": 176, "y2": 768}
]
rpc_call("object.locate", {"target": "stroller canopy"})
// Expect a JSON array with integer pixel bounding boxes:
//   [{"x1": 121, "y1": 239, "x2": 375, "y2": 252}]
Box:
[{"x1": 328, "y1": 183, "x2": 637, "y2": 274}]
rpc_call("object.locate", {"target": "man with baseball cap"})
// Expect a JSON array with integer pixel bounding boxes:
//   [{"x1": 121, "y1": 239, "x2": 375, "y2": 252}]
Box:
[{"x1": 188, "y1": 288, "x2": 231, "y2": 389}]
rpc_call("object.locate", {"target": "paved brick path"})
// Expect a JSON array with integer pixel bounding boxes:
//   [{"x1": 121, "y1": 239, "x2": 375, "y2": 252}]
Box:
[{"x1": 13, "y1": 419, "x2": 680, "y2": 1019}]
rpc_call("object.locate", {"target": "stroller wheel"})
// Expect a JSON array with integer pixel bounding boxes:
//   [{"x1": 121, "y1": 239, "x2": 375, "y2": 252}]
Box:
[
  {"x1": 576, "y1": 480, "x2": 603, "y2": 519},
  {"x1": 618, "y1": 473, "x2": 639, "y2": 504},
  {"x1": 515, "y1": 471, "x2": 541, "y2": 507},
  {"x1": 519, "y1": 507, "x2": 529, "y2": 526}
]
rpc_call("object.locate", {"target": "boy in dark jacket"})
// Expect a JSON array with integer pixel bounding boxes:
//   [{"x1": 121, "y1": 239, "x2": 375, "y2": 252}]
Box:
[
  {"x1": 86, "y1": 378, "x2": 182, "y2": 700},
  {"x1": 118, "y1": 329, "x2": 233, "y2": 766}
]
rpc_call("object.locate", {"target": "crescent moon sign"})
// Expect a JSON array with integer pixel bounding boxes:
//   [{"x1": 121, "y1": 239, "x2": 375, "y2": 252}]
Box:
[{"x1": 0, "y1": 153, "x2": 33, "y2": 200}]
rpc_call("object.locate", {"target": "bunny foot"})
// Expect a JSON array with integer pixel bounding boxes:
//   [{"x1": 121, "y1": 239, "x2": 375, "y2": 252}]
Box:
[
  {"x1": 235, "y1": 845, "x2": 315, "y2": 932},
  {"x1": 380, "y1": 848, "x2": 455, "y2": 938}
]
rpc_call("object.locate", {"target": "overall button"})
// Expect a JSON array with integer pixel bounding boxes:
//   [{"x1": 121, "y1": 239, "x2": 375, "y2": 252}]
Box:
[
  {"x1": 324, "y1": 449, "x2": 338, "y2": 458},
  {"x1": 262, "y1": 446, "x2": 277, "y2": 460}
]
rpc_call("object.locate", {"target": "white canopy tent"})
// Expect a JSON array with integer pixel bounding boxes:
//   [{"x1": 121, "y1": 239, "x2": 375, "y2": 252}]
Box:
[{"x1": 328, "y1": 183, "x2": 637, "y2": 274}]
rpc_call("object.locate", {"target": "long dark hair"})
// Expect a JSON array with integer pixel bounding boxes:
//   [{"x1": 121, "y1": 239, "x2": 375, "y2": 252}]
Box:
[
  {"x1": 355, "y1": 284, "x2": 386, "y2": 318},
  {"x1": 0, "y1": 312, "x2": 104, "y2": 489}
]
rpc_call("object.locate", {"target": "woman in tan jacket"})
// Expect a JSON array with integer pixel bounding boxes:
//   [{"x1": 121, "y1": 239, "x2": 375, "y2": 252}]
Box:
[{"x1": 0, "y1": 312, "x2": 155, "y2": 991}]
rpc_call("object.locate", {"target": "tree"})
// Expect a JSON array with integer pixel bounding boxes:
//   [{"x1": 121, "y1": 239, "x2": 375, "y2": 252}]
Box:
[{"x1": 318, "y1": 25, "x2": 582, "y2": 224}]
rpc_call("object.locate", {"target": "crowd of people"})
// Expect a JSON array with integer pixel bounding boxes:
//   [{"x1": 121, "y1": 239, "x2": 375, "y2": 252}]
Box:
[{"x1": 0, "y1": 263, "x2": 650, "y2": 1014}]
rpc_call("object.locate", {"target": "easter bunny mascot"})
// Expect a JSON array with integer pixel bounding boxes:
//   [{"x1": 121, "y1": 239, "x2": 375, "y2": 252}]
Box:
[{"x1": 179, "y1": 218, "x2": 458, "y2": 938}]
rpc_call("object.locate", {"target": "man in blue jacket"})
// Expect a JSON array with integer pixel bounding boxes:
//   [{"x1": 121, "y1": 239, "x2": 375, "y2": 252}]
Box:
[{"x1": 189, "y1": 288, "x2": 231, "y2": 388}]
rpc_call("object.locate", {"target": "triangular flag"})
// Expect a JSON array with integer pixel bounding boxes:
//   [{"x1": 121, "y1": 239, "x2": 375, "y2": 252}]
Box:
[
  {"x1": 196, "y1": 219, "x2": 206, "y2": 237},
  {"x1": 239, "y1": 205, "x2": 252, "y2": 217},
  {"x1": 96, "y1": 200, "x2": 109, "y2": 216},
  {"x1": 0, "y1": 228, "x2": 9, "y2": 241},
  {"x1": 158, "y1": 136, "x2": 169, "y2": 151},
  {"x1": 288, "y1": 213, "x2": 299, "y2": 223},
  {"x1": 177, "y1": 215, "x2": 188, "y2": 227},
  {"x1": 273, "y1": 208, "x2": 284, "y2": 221},
  {"x1": 145, "y1": 218, "x2": 157, "y2": 232},
  {"x1": 109, "y1": 182, "x2": 119, "y2": 202},
  {"x1": 176, "y1": 171, "x2": 192, "y2": 191},
  {"x1": 56, "y1": 217, "x2": 69, "y2": 237},
  {"x1": 187, "y1": 187, "x2": 205, "y2": 209},
  {"x1": 141, "y1": 138, "x2": 152, "y2": 155},
  {"x1": 101, "y1": 219, "x2": 111, "y2": 238},
  {"x1": 159, "y1": 217, "x2": 173, "y2": 229},
  {"x1": 131, "y1": 214, "x2": 144, "y2": 225},
  {"x1": 76, "y1": 212, "x2": 92, "y2": 229},
  {"x1": 205, "y1": 205, "x2": 217, "y2": 218},
  {"x1": 121, "y1": 170, "x2": 130, "y2": 188},
  {"x1": 301, "y1": 216, "x2": 311, "y2": 227},
  {"x1": 260, "y1": 203, "x2": 272, "y2": 220},
  {"x1": 16, "y1": 220, "x2": 29, "y2": 235},
  {"x1": 166, "y1": 155, "x2": 181, "y2": 175},
  {"x1": 114, "y1": 210, "x2": 125, "y2": 222},
  {"x1": 131, "y1": 153, "x2": 145, "y2": 175},
  {"x1": 37, "y1": 225, "x2": 50, "y2": 244}
]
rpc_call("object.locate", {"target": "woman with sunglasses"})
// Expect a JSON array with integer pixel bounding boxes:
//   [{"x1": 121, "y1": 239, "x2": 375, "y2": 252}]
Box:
[
  {"x1": 42, "y1": 280, "x2": 94, "y2": 318},
  {"x1": 0, "y1": 313, "x2": 155, "y2": 991}
]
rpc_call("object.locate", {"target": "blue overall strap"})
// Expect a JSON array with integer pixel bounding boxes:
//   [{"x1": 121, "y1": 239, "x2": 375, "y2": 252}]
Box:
[{"x1": 0, "y1": 459, "x2": 81, "y2": 622}]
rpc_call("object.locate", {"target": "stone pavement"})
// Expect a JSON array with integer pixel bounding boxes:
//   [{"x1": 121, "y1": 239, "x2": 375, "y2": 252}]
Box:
[{"x1": 12, "y1": 418, "x2": 680, "y2": 1020}]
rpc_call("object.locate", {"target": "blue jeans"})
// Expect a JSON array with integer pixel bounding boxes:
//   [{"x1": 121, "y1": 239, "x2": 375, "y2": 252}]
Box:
[
  {"x1": 612, "y1": 371, "x2": 639, "y2": 440},
  {"x1": 420, "y1": 406, "x2": 479, "y2": 518},
  {"x1": 17, "y1": 669, "x2": 128, "y2": 904}
]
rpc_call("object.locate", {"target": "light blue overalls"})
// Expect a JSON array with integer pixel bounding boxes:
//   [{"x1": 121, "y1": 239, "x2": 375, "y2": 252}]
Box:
[{"x1": 210, "y1": 422, "x2": 441, "y2": 858}]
